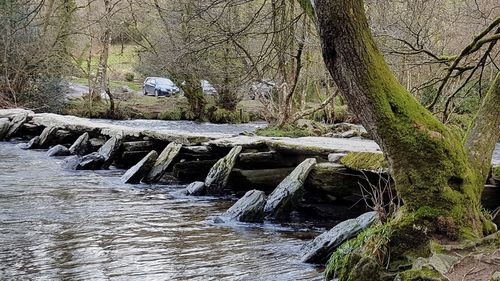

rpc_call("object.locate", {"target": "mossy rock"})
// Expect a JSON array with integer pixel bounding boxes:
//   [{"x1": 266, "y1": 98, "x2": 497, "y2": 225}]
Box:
[
  {"x1": 340, "y1": 152, "x2": 388, "y2": 171},
  {"x1": 347, "y1": 255, "x2": 381, "y2": 281},
  {"x1": 325, "y1": 223, "x2": 393, "y2": 281},
  {"x1": 492, "y1": 166, "x2": 500, "y2": 179},
  {"x1": 255, "y1": 125, "x2": 314, "y2": 137},
  {"x1": 396, "y1": 268, "x2": 448, "y2": 281}
]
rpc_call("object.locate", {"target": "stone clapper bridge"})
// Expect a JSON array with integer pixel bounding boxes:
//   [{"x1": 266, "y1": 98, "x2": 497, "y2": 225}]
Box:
[{"x1": 1, "y1": 109, "x2": 498, "y2": 267}]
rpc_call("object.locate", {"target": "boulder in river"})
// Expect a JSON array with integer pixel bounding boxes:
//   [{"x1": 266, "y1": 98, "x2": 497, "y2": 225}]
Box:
[
  {"x1": 264, "y1": 158, "x2": 317, "y2": 219},
  {"x1": 23, "y1": 136, "x2": 40, "y2": 149},
  {"x1": 205, "y1": 146, "x2": 243, "y2": 194},
  {"x1": 0, "y1": 118, "x2": 10, "y2": 140},
  {"x1": 301, "y1": 211, "x2": 379, "y2": 264},
  {"x1": 143, "y1": 142, "x2": 182, "y2": 183},
  {"x1": 218, "y1": 190, "x2": 267, "y2": 223},
  {"x1": 69, "y1": 132, "x2": 90, "y2": 155},
  {"x1": 47, "y1": 145, "x2": 70, "y2": 157},
  {"x1": 5, "y1": 113, "x2": 28, "y2": 139},
  {"x1": 79, "y1": 153, "x2": 106, "y2": 170},
  {"x1": 98, "y1": 135, "x2": 123, "y2": 168},
  {"x1": 121, "y1": 150, "x2": 159, "y2": 184},
  {"x1": 38, "y1": 126, "x2": 58, "y2": 148},
  {"x1": 186, "y1": 181, "x2": 206, "y2": 196},
  {"x1": 62, "y1": 152, "x2": 106, "y2": 170}
]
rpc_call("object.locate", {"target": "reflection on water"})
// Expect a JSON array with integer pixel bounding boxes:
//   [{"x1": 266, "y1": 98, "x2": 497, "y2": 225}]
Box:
[{"x1": 0, "y1": 143, "x2": 322, "y2": 281}]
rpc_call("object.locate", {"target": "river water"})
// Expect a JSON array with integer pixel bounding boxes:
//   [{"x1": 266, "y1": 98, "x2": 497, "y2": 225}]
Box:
[{"x1": 0, "y1": 143, "x2": 322, "y2": 281}]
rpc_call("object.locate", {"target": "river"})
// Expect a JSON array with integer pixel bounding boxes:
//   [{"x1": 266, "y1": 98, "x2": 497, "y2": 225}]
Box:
[{"x1": 0, "y1": 143, "x2": 322, "y2": 281}]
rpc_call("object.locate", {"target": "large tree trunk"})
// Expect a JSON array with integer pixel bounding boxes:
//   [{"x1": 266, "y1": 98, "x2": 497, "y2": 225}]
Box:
[{"x1": 300, "y1": 0, "x2": 500, "y2": 276}]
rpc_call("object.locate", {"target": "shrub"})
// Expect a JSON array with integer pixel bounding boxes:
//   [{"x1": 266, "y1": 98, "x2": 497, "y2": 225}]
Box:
[
  {"x1": 208, "y1": 107, "x2": 249, "y2": 124},
  {"x1": 159, "y1": 108, "x2": 185, "y2": 120},
  {"x1": 125, "y1": 72, "x2": 135, "y2": 82}
]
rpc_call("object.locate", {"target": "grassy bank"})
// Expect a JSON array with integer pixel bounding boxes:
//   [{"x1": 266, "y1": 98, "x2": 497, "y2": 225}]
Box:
[{"x1": 64, "y1": 92, "x2": 264, "y2": 122}]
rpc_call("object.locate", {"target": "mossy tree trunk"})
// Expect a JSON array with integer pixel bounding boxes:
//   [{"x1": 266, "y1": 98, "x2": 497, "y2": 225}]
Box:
[
  {"x1": 300, "y1": 0, "x2": 500, "y2": 259},
  {"x1": 180, "y1": 76, "x2": 206, "y2": 120}
]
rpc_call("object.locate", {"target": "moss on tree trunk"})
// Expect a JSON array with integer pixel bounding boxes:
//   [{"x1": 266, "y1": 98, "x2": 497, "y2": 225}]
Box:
[{"x1": 300, "y1": 0, "x2": 500, "y2": 279}]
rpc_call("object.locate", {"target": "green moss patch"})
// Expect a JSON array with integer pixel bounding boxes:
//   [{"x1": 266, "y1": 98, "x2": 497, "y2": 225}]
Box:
[
  {"x1": 325, "y1": 223, "x2": 392, "y2": 280},
  {"x1": 340, "y1": 152, "x2": 388, "y2": 171},
  {"x1": 255, "y1": 125, "x2": 315, "y2": 137},
  {"x1": 492, "y1": 166, "x2": 500, "y2": 179},
  {"x1": 398, "y1": 268, "x2": 447, "y2": 281}
]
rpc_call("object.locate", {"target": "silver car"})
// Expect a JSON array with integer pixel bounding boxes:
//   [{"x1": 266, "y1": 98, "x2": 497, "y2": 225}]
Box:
[{"x1": 143, "y1": 77, "x2": 180, "y2": 97}]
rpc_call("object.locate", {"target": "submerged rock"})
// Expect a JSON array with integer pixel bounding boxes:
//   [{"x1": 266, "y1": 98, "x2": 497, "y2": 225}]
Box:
[
  {"x1": 0, "y1": 118, "x2": 10, "y2": 140},
  {"x1": 121, "y1": 150, "x2": 159, "y2": 184},
  {"x1": 62, "y1": 155, "x2": 82, "y2": 170},
  {"x1": 205, "y1": 146, "x2": 243, "y2": 194},
  {"x1": 98, "y1": 135, "x2": 123, "y2": 168},
  {"x1": 143, "y1": 142, "x2": 182, "y2": 183},
  {"x1": 69, "y1": 132, "x2": 90, "y2": 155},
  {"x1": 62, "y1": 153, "x2": 106, "y2": 170},
  {"x1": 264, "y1": 158, "x2": 317, "y2": 219},
  {"x1": 5, "y1": 113, "x2": 28, "y2": 139},
  {"x1": 218, "y1": 190, "x2": 267, "y2": 223},
  {"x1": 47, "y1": 145, "x2": 70, "y2": 157},
  {"x1": 186, "y1": 181, "x2": 206, "y2": 196},
  {"x1": 79, "y1": 153, "x2": 106, "y2": 170},
  {"x1": 301, "y1": 211, "x2": 379, "y2": 264}
]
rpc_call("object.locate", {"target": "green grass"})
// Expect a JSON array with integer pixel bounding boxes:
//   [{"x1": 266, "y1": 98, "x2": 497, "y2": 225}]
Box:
[
  {"x1": 255, "y1": 125, "x2": 314, "y2": 137},
  {"x1": 70, "y1": 77, "x2": 142, "y2": 93}
]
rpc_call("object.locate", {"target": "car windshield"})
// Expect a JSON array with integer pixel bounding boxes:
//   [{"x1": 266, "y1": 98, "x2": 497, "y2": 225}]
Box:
[{"x1": 156, "y1": 78, "x2": 175, "y2": 86}]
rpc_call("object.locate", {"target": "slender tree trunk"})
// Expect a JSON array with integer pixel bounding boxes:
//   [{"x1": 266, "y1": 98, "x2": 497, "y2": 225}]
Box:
[
  {"x1": 92, "y1": 0, "x2": 112, "y2": 100},
  {"x1": 297, "y1": 0, "x2": 500, "y2": 269}
]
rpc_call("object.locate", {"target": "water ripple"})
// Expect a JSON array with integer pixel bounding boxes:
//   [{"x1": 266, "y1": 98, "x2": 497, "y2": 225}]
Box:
[{"x1": 0, "y1": 143, "x2": 322, "y2": 281}]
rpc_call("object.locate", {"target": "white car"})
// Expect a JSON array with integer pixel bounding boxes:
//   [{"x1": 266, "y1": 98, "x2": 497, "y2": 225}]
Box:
[{"x1": 201, "y1": 80, "x2": 217, "y2": 95}]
